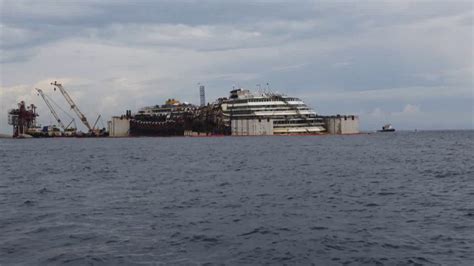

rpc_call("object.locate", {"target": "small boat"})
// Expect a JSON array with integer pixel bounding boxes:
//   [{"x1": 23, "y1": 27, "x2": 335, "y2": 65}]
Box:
[{"x1": 378, "y1": 124, "x2": 395, "y2": 132}]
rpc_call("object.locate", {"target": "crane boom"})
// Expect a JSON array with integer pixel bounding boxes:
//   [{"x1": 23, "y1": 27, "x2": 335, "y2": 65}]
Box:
[
  {"x1": 51, "y1": 81, "x2": 92, "y2": 131},
  {"x1": 36, "y1": 88, "x2": 67, "y2": 130}
]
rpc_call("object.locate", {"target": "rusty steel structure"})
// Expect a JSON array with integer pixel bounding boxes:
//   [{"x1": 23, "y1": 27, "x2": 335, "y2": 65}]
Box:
[
  {"x1": 7, "y1": 101, "x2": 39, "y2": 138},
  {"x1": 128, "y1": 99, "x2": 229, "y2": 136}
]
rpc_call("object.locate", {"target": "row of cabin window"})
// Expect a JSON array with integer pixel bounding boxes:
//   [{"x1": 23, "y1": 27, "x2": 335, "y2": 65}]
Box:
[
  {"x1": 229, "y1": 106, "x2": 310, "y2": 111},
  {"x1": 231, "y1": 98, "x2": 300, "y2": 104},
  {"x1": 237, "y1": 118, "x2": 319, "y2": 124}
]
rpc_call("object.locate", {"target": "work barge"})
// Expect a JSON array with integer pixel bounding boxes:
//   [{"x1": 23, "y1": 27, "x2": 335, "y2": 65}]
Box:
[{"x1": 7, "y1": 83, "x2": 359, "y2": 138}]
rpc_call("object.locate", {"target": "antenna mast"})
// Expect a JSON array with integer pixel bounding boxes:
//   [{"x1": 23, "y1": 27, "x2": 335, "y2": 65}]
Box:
[{"x1": 199, "y1": 84, "x2": 206, "y2": 107}]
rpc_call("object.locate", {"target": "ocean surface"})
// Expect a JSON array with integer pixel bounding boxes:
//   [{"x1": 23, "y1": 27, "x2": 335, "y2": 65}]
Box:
[{"x1": 1, "y1": 131, "x2": 473, "y2": 265}]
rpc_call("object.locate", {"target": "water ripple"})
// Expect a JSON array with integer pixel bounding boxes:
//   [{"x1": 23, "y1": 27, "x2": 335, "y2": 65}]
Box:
[{"x1": 0, "y1": 131, "x2": 473, "y2": 264}]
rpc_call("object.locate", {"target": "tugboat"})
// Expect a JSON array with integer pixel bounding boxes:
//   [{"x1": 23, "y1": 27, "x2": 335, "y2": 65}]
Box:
[{"x1": 378, "y1": 124, "x2": 395, "y2": 132}]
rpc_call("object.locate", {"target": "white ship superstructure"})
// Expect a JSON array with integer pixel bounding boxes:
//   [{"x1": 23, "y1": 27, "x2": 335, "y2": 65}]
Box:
[{"x1": 222, "y1": 89, "x2": 325, "y2": 135}]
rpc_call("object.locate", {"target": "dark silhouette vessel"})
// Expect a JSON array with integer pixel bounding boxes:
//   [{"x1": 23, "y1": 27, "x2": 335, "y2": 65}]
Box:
[{"x1": 378, "y1": 124, "x2": 396, "y2": 132}]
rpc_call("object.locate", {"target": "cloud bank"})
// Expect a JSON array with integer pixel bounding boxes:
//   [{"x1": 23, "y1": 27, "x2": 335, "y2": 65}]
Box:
[{"x1": 1, "y1": 0, "x2": 473, "y2": 133}]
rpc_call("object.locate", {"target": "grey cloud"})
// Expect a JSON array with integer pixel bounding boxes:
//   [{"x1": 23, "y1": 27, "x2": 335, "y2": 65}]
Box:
[
  {"x1": 2, "y1": 1, "x2": 470, "y2": 52},
  {"x1": 1, "y1": 0, "x2": 318, "y2": 26},
  {"x1": 0, "y1": 0, "x2": 473, "y2": 132}
]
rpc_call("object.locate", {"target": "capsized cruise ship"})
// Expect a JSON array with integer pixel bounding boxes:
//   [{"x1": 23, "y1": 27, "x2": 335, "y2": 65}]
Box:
[
  {"x1": 221, "y1": 89, "x2": 325, "y2": 135},
  {"x1": 108, "y1": 87, "x2": 359, "y2": 137}
]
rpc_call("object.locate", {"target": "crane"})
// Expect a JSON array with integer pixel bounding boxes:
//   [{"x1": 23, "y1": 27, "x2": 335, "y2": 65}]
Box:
[
  {"x1": 36, "y1": 88, "x2": 67, "y2": 130},
  {"x1": 51, "y1": 81, "x2": 93, "y2": 132},
  {"x1": 36, "y1": 88, "x2": 76, "y2": 132}
]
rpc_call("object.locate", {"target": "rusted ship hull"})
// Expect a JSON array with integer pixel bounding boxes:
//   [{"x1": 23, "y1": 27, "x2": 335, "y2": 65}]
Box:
[{"x1": 129, "y1": 120, "x2": 186, "y2": 136}]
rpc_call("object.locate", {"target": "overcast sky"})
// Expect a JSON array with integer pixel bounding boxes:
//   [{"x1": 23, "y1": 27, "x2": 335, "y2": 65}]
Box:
[{"x1": 0, "y1": 0, "x2": 473, "y2": 133}]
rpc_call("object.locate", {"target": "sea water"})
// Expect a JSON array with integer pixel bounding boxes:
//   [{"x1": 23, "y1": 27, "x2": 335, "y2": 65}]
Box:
[{"x1": 1, "y1": 131, "x2": 473, "y2": 265}]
